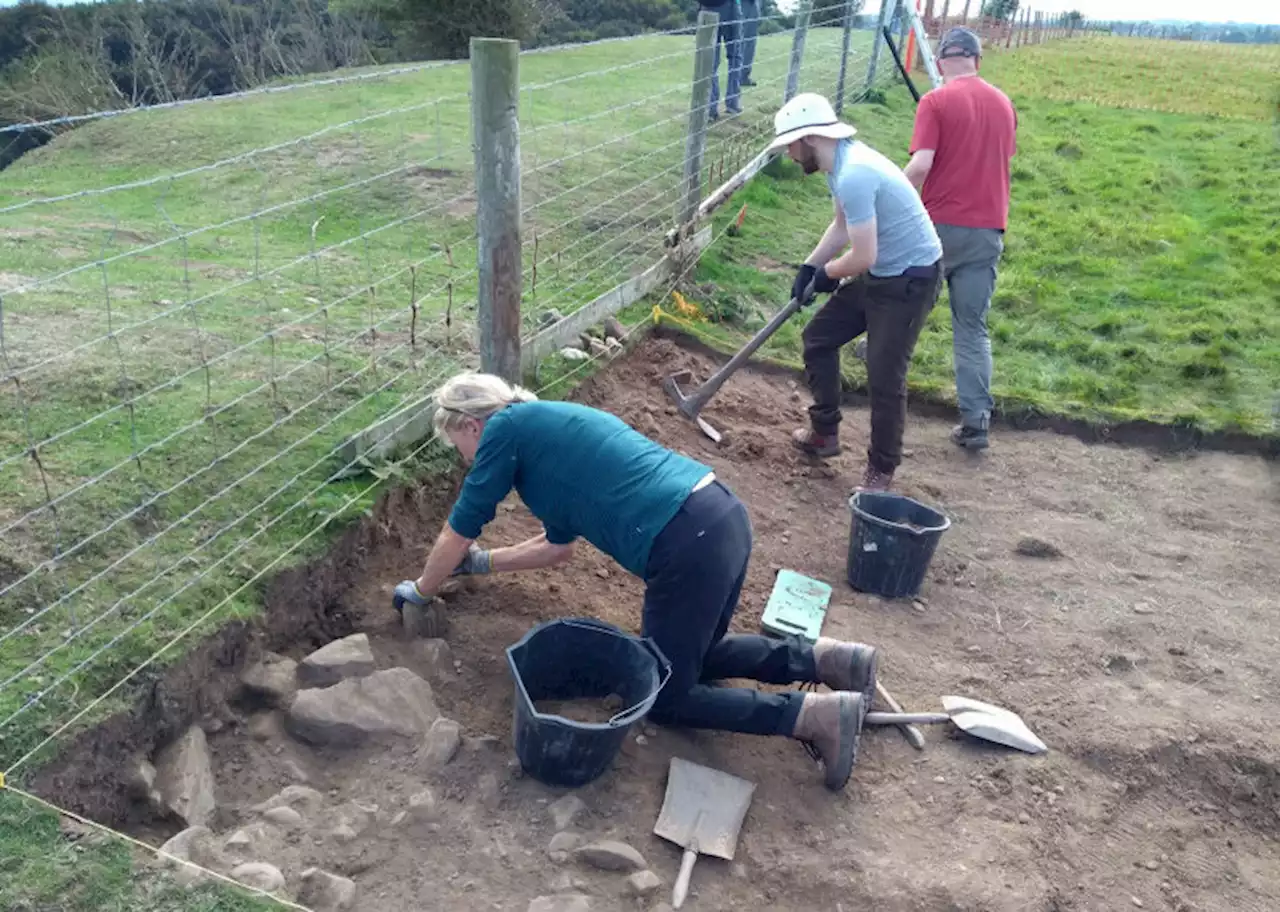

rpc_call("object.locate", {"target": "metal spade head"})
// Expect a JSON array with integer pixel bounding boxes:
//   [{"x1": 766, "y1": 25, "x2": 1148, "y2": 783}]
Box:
[
  {"x1": 941, "y1": 695, "x2": 1048, "y2": 754},
  {"x1": 653, "y1": 757, "x2": 755, "y2": 860}
]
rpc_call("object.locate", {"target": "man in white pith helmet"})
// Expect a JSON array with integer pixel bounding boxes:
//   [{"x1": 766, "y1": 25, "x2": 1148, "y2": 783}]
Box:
[{"x1": 767, "y1": 93, "x2": 943, "y2": 492}]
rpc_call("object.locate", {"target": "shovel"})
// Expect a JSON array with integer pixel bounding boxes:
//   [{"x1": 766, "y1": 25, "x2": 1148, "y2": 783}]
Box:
[
  {"x1": 864, "y1": 695, "x2": 1048, "y2": 754},
  {"x1": 654, "y1": 757, "x2": 756, "y2": 909},
  {"x1": 662, "y1": 286, "x2": 812, "y2": 443}
]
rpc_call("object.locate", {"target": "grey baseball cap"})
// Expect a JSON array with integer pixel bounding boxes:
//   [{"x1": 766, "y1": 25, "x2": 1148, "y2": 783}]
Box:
[{"x1": 938, "y1": 27, "x2": 982, "y2": 58}]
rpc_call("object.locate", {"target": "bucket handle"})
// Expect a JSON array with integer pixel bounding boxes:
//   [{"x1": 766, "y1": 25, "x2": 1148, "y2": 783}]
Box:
[
  {"x1": 553, "y1": 620, "x2": 674, "y2": 727},
  {"x1": 607, "y1": 638, "x2": 673, "y2": 727}
]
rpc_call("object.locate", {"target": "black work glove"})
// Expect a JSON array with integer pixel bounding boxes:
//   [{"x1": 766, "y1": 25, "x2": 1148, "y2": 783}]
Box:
[
  {"x1": 811, "y1": 265, "x2": 840, "y2": 295},
  {"x1": 792, "y1": 264, "x2": 817, "y2": 304}
]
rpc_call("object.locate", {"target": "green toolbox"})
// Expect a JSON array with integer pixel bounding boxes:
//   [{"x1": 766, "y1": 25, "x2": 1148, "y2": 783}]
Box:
[{"x1": 760, "y1": 569, "x2": 831, "y2": 643}]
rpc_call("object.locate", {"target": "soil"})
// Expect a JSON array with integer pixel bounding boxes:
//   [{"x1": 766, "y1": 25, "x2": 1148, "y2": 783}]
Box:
[
  {"x1": 534, "y1": 696, "x2": 626, "y2": 725},
  {"x1": 29, "y1": 335, "x2": 1280, "y2": 912}
]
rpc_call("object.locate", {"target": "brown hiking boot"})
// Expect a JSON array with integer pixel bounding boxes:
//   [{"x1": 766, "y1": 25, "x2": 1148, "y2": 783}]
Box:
[
  {"x1": 813, "y1": 638, "x2": 878, "y2": 707},
  {"x1": 791, "y1": 691, "x2": 866, "y2": 790},
  {"x1": 855, "y1": 463, "x2": 893, "y2": 493},
  {"x1": 791, "y1": 427, "x2": 840, "y2": 458}
]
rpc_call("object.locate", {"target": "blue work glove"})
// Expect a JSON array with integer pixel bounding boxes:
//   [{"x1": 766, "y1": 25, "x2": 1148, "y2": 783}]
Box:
[
  {"x1": 392, "y1": 579, "x2": 428, "y2": 614},
  {"x1": 451, "y1": 544, "x2": 492, "y2": 576}
]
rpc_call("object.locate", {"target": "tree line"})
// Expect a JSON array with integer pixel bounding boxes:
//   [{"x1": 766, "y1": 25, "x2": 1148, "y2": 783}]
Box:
[{"x1": 0, "y1": 0, "x2": 795, "y2": 169}]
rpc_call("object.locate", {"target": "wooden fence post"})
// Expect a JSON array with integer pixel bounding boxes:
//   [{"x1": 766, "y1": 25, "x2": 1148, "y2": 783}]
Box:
[
  {"x1": 680, "y1": 11, "x2": 719, "y2": 229},
  {"x1": 835, "y1": 0, "x2": 857, "y2": 114},
  {"x1": 785, "y1": 0, "x2": 813, "y2": 103},
  {"x1": 471, "y1": 37, "x2": 522, "y2": 382},
  {"x1": 865, "y1": 0, "x2": 896, "y2": 93}
]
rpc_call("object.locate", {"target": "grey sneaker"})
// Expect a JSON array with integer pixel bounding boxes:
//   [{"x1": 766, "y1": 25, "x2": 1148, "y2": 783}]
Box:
[{"x1": 950, "y1": 424, "x2": 989, "y2": 450}]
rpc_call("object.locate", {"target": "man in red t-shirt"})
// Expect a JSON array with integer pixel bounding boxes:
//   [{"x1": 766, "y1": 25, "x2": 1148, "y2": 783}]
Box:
[{"x1": 904, "y1": 27, "x2": 1016, "y2": 451}]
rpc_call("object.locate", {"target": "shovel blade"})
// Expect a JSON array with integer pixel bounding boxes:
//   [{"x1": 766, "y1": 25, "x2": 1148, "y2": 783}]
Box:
[
  {"x1": 942, "y1": 695, "x2": 1048, "y2": 754},
  {"x1": 654, "y1": 758, "x2": 755, "y2": 861}
]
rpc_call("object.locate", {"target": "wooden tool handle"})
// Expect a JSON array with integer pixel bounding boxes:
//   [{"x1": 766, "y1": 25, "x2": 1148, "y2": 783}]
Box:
[
  {"x1": 875, "y1": 680, "x2": 927, "y2": 751},
  {"x1": 672, "y1": 848, "x2": 698, "y2": 909}
]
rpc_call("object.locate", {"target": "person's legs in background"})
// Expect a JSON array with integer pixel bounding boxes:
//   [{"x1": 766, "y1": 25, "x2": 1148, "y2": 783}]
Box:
[
  {"x1": 721, "y1": 2, "x2": 743, "y2": 114},
  {"x1": 708, "y1": 7, "x2": 723, "y2": 118},
  {"x1": 936, "y1": 224, "x2": 1002, "y2": 450},
  {"x1": 739, "y1": 0, "x2": 760, "y2": 85}
]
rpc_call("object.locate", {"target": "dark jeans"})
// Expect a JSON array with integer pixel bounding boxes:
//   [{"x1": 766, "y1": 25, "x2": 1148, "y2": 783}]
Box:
[
  {"x1": 802, "y1": 264, "x2": 942, "y2": 473},
  {"x1": 705, "y1": 1, "x2": 742, "y2": 115},
  {"x1": 642, "y1": 481, "x2": 813, "y2": 736}
]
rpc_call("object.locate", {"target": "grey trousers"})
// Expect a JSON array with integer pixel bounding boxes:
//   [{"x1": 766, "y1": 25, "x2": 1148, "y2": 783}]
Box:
[{"x1": 937, "y1": 224, "x2": 1004, "y2": 430}]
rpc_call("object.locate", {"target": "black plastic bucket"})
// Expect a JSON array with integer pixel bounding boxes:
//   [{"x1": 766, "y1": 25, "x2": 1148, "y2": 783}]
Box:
[
  {"x1": 847, "y1": 491, "x2": 951, "y2": 598},
  {"x1": 506, "y1": 617, "x2": 671, "y2": 787}
]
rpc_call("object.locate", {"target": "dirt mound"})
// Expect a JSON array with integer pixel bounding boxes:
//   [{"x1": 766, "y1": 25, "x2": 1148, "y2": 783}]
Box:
[{"x1": 23, "y1": 335, "x2": 1280, "y2": 912}]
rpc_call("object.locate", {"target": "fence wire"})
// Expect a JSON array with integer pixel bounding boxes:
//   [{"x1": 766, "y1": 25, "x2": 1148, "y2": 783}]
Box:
[{"x1": 0, "y1": 2, "x2": 957, "y2": 779}]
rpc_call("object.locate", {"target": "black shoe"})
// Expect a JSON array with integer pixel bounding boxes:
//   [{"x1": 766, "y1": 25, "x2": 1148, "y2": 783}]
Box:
[
  {"x1": 726, "y1": 104, "x2": 743, "y2": 116},
  {"x1": 741, "y1": 77, "x2": 757, "y2": 87},
  {"x1": 950, "y1": 424, "x2": 990, "y2": 450}
]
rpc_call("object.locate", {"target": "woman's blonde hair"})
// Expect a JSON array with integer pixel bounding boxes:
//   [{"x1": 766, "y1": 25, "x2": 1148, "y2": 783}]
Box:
[{"x1": 432, "y1": 371, "x2": 538, "y2": 440}]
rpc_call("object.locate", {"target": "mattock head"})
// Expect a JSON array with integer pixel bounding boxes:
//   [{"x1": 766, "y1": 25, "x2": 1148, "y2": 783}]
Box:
[{"x1": 661, "y1": 370, "x2": 723, "y2": 442}]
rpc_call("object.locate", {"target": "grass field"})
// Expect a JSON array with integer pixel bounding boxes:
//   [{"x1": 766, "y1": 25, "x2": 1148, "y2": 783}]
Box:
[
  {"x1": 678, "y1": 37, "x2": 1280, "y2": 434},
  {"x1": 1, "y1": 28, "x2": 1278, "y2": 912}
]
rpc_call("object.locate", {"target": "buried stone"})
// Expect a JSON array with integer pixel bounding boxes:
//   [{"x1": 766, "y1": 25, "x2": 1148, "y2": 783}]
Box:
[
  {"x1": 298, "y1": 868, "x2": 358, "y2": 911},
  {"x1": 230, "y1": 862, "x2": 285, "y2": 893},
  {"x1": 154, "y1": 726, "x2": 217, "y2": 827},
  {"x1": 239, "y1": 653, "x2": 298, "y2": 707},
  {"x1": 287, "y1": 668, "x2": 439, "y2": 746},
  {"x1": 575, "y1": 839, "x2": 647, "y2": 873},
  {"x1": 298, "y1": 633, "x2": 375, "y2": 687}
]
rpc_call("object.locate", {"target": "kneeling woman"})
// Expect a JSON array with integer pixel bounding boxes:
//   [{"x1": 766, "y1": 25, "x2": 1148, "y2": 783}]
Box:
[{"x1": 394, "y1": 372, "x2": 878, "y2": 790}]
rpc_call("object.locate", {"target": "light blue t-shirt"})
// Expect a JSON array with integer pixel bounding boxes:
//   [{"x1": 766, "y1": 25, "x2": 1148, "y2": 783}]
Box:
[{"x1": 826, "y1": 139, "x2": 942, "y2": 277}]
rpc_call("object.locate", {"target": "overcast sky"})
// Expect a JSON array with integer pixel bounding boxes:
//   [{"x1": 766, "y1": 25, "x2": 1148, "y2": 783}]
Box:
[
  {"x1": 1, "y1": 0, "x2": 1276, "y2": 24},
  {"x1": 820, "y1": 0, "x2": 1279, "y2": 24}
]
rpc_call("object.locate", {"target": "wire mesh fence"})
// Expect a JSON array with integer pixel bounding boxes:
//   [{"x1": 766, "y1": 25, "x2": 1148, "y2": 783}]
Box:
[{"x1": 0, "y1": 1, "x2": 941, "y2": 777}]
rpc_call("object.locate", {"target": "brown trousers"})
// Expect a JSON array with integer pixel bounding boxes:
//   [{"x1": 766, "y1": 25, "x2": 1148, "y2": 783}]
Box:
[{"x1": 801, "y1": 264, "x2": 942, "y2": 473}]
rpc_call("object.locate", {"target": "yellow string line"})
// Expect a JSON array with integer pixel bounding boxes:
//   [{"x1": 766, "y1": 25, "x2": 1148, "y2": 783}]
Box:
[{"x1": 1, "y1": 781, "x2": 315, "y2": 912}]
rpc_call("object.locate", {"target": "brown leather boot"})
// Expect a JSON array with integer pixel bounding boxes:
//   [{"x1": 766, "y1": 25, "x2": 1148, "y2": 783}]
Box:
[
  {"x1": 791, "y1": 691, "x2": 866, "y2": 790},
  {"x1": 813, "y1": 638, "x2": 878, "y2": 707}
]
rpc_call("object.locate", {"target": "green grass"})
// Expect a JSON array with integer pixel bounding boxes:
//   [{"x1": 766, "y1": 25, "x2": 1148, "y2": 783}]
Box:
[
  {"x1": 684, "y1": 37, "x2": 1280, "y2": 433},
  {"x1": 0, "y1": 789, "x2": 276, "y2": 912}
]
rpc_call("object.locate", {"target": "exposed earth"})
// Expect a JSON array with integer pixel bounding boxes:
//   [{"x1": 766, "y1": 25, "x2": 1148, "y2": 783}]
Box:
[{"x1": 30, "y1": 335, "x2": 1280, "y2": 912}]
